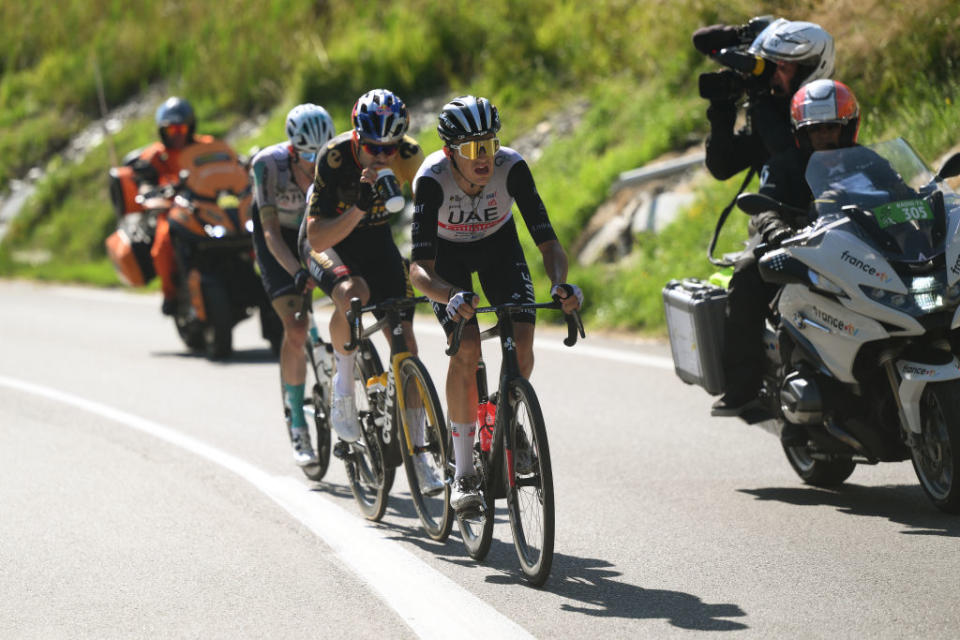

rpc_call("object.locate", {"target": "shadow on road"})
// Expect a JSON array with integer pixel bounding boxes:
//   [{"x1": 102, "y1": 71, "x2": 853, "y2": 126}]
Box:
[
  {"x1": 151, "y1": 347, "x2": 277, "y2": 364},
  {"x1": 360, "y1": 495, "x2": 748, "y2": 631},
  {"x1": 738, "y1": 483, "x2": 960, "y2": 537},
  {"x1": 543, "y1": 555, "x2": 747, "y2": 631}
]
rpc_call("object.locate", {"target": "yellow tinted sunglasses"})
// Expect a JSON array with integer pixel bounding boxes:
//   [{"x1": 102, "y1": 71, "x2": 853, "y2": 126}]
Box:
[{"x1": 450, "y1": 137, "x2": 500, "y2": 160}]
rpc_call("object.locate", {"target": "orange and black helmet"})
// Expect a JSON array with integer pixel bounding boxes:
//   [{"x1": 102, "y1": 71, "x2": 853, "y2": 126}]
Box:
[{"x1": 791, "y1": 79, "x2": 860, "y2": 147}]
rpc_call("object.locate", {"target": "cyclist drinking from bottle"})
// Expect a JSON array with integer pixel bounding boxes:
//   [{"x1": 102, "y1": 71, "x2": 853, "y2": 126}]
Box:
[
  {"x1": 300, "y1": 90, "x2": 438, "y2": 490},
  {"x1": 409, "y1": 95, "x2": 582, "y2": 511}
]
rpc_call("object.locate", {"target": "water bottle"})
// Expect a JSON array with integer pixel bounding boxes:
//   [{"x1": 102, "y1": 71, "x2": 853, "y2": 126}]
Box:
[
  {"x1": 477, "y1": 401, "x2": 496, "y2": 452},
  {"x1": 375, "y1": 168, "x2": 405, "y2": 213}
]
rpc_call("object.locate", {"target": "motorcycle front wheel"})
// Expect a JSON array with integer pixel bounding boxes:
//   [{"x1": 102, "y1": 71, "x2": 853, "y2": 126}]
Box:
[
  {"x1": 202, "y1": 282, "x2": 233, "y2": 360},
  {"x1": 911, "y1": 380, "x2": 960, "y2": 514}
]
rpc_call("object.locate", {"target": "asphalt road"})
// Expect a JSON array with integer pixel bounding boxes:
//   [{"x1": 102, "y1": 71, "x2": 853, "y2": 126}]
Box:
[{"x1": 3, "y1": 280, "x2": 960, "y2": 639}]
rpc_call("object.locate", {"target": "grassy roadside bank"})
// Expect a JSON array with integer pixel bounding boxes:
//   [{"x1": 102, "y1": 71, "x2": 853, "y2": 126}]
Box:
[{"x1": 2, "y1": 1, "x2": 959, "y2": 335}]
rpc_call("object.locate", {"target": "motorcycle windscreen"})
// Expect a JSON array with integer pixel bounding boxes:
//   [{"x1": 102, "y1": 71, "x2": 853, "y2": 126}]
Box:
[{"x1": 806, "y1": 138, "x2": 947, "y2": 264}]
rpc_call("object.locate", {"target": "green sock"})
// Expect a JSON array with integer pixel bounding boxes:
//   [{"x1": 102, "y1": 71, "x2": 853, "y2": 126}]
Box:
[{"x1": 283, "y1": 383, "x2": 307, "y2": 430}]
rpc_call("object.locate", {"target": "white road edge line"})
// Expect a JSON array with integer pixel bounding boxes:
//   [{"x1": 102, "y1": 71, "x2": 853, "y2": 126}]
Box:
[{"x1": 0, "y1": 375, "x2": 534, "y2": 640}]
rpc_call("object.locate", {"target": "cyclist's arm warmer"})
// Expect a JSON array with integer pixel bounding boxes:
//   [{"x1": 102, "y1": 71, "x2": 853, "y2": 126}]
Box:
[
  {"x1": 411, "y1": 176, "x2": 443, "y2": 262},
  {"x1": 506, "y1": 160, "x2": 557, "y2": 245}
]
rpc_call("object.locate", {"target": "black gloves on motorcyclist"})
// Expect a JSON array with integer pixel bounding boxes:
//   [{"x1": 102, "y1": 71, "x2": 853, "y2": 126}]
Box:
[
  {"x1": 293, "y1": 268, "x2": 311, "y2": 295},
  {"x1": 355, "y1": 181, "x2": 376, "y2": 214},
  {"x1": 758, "y1": 216, "x2": 794, "y2": 247}
]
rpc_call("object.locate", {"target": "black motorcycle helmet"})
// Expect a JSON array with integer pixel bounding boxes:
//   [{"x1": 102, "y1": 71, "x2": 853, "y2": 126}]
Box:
[{"x1": 155, "y1": 96, "x2": 196, "y2": 147}]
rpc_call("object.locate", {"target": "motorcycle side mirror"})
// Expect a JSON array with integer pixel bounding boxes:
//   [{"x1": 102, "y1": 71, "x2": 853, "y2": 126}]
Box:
[{"x1": 936, "y1": 152, "x2": 960, "y2": 181}]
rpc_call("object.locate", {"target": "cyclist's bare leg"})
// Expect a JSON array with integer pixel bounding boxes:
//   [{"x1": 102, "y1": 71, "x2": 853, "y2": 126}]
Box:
[
  {"x1": 447, "y1": 325, "x2": 481, "y2": 423},
  {"x1": 272, "y1": 294, "x2": 309, "y2": 385},
  {"x1": 447, "y1": 326, "x2": 481, "y2": 479},
  {"x1": 330, "y1": 276, "x2": 370, "y2": 356},
  {"x1": 515, "y1": 322, "x2": 535, "y2": 379}
]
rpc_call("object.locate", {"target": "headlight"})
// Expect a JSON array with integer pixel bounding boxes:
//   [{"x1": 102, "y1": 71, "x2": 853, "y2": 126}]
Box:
[
  {"x1": 860, "y1": 273, "x2": 950, "y2": 316},
  {"x1": 808, "y1": 269, "x2": 845, "y2": 296},
  {"x1": 204, "y1": 224, "x2": 227, "y2": 238}
]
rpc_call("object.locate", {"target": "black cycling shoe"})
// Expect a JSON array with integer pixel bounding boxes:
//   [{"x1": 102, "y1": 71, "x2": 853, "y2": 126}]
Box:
[{"x1": 161, "y1": 298, "x2": 177, "y2": 316}]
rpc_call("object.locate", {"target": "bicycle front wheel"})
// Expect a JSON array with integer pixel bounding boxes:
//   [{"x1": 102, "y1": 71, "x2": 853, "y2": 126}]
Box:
[
  {"x1": 397, "y1": 357, "x2": 453, "y2": 541},
  {"x1": 504, "y1": 378, "x2": 555, "y2": 586},
  {"x1": 301, "y1": 341, "x2": 332, "y2": 482},
  {"x1": 456, "y1": 436, "x2": 495, "y2": 562},
  {"x1": 345, "y1": 342, "x2": 394, "y2": 521}
]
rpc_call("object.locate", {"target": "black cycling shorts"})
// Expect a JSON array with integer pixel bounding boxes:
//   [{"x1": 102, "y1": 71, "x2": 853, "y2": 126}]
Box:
[
  {"x1": 300, "y1": 222, "x2": 413, "y2": 322},
  {"x1": 252, "y1": 204, "x2": 301, "y2": 300},
  {"x1": 431, "y1": 218, "x2": 536, "y2": 335}
]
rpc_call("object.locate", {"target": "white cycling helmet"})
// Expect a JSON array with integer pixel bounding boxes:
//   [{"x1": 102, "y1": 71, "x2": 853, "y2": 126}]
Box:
[
  {"x1": 748, "y1": 18, "x2": 835, "y2": 89},
  {"x1": 285, "y1": 104, "x2": 335, "y2": 161}
]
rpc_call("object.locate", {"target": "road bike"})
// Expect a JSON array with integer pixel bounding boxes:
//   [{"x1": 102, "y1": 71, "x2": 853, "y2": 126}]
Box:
[
  {"x1": 447, "y1": 300, "x2": 583, "y2": 585},
  {"x1": 344, "y1": 296, "x2": 453, "y2": 540},
  {"x1": 297, "y1": 297, "x2": 393, "y2": 520}
]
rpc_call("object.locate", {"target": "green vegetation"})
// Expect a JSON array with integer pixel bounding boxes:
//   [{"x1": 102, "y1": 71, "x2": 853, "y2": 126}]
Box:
[{"x1": 2, "y1": 0, "x2": 960, "y2": 335}]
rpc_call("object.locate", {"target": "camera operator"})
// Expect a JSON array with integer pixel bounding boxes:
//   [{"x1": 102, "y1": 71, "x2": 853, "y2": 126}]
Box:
[
  {"x1": 713, "y1": 80, "x2": 863, "y2": 426},
  {"x1": 694, "y1": 17, "x2": 835, "y2": 180}
]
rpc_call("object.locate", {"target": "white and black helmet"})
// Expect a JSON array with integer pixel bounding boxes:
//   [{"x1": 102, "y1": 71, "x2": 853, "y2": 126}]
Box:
[
  {"x1": 285, "y1": 104, "x2": 335, "y2": 155},
  {"x1": 748, "y1": 18, "x2": 835, "y2": 89},
  {"x1": 437, "y1": 95, "x2": 501, "y2": 144},
  {"x1": 351, "y1": 89, "x2": 409, "y2": 144}
]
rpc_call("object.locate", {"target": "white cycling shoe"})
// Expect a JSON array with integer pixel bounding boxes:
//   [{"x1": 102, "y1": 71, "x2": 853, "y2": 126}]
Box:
[
  {"x1": 330, "y1": 393, "x2": 361, "y2": 443},
  {"x1": 451, "y1": 475, "x2": 482, "y2": 511},
  {"x1": 413, "y1": 452, "x2": 445, "y2": 495},
  {"x1": 290, "y1": 427, "x2": 318, "y2": 467}
]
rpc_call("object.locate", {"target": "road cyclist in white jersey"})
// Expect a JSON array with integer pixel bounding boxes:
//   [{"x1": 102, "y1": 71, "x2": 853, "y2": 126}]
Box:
[
  {"x1": 250, "y1": 103, "x2": 335, "y2": 466},
  {"x1": 410, "y1": 95, "x2": 583, "y2": 511}
]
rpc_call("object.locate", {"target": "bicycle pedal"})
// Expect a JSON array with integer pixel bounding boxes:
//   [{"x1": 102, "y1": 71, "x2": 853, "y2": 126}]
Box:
[{"x1": 332, "y1": 441, "x2": 351, "y2": 460}]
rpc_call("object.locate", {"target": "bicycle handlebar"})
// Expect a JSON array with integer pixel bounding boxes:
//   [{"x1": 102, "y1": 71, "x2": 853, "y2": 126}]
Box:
[
  {"x1": 445, "y1": 300, "x2": 585, "y2": 356},
  {"x1": 344, "y1": 295, "x2": 430, "y2": 351}
]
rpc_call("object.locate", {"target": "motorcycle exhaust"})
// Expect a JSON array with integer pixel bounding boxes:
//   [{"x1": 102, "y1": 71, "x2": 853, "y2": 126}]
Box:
[{"x1": 823, "y1": 416, "x2": 869, "y2": 457}]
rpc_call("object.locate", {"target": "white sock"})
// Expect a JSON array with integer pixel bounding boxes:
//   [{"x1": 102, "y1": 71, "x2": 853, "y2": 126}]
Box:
[
  {"x1": 406, "y1": 407, "x2": 426, "y2": 447},
  {"x1": 450, "y1": 420, "x2": 476, "y2": 479},
  {"x1": 333, "y1": 351, "x2": 356, "y2": 397}
]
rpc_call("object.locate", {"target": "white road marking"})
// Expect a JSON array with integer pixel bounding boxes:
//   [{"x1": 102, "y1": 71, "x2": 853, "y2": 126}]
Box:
[{"x1": 0, "y1": 375, "x2": 534, "y2": 640}]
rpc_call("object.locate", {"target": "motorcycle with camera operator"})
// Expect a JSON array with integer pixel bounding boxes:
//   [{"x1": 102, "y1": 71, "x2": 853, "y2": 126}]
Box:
[
  {"x1": 694, "y1": 17, "x2": 835, "y2": 181},
  {"x1": 710, "y1": 80, "x2": 864, "y2": 428}
]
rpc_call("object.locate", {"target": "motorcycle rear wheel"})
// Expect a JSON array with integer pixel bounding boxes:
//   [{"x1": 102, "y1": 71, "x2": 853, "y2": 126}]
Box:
[
  {"x1": 782, "y1": 442, "x2": 856, "y2": 487},
  {"x1": 911, "y1": 380, "x2": 960, "y2": 514}
]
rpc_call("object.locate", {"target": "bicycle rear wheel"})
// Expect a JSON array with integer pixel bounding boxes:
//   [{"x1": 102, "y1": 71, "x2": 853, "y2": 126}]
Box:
[
  {"x1": 397, "y1": 357, "x2": 453, "y2": 541},
  {"x1": 504, "y1": 378, "x2": 554, "y2": 586},
  {"x1": 345, "y1": 343, "x2": 394, "y2": 521}
]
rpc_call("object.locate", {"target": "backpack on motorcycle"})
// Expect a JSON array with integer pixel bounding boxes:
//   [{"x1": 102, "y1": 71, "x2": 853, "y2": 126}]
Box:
[{"x1": 662, "y1": 278, "x2": 727, "y2": 395}]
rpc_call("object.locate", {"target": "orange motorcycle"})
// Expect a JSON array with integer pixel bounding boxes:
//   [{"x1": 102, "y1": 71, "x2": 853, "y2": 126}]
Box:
[{"x1": 106, "y1": 141, "x2": 282, "y2": 359}]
